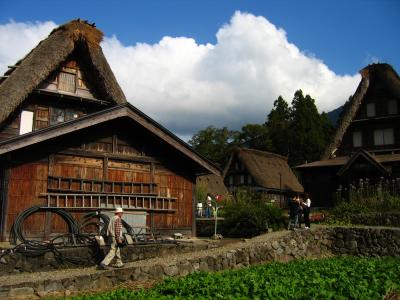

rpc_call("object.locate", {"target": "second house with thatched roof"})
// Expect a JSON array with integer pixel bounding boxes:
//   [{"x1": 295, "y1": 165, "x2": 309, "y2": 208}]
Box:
[
  {"x1": 296, "y1": 63, "x2": 400, "y2": 207},
  {"x1": 223, "y1": 148, "x2": 304, "y2": 207}
]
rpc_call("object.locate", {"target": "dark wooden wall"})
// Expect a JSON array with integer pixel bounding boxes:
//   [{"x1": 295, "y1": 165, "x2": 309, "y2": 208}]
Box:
[
  {"x1": 337, "y1": 84, "x2": 400, "y2": 156},
  {"x1": 2, "y1": 121, "x2": 196, "y2": 240}
]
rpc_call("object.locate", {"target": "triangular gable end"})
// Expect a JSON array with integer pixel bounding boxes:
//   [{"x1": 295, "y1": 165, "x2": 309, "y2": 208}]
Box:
[
  {"x1": 0, "y1": 19, "x2": 126, "y2": 128},
  {"x1": 0, "y1": 104, "x2": 221, "y2": 176},
  {"x1": 37, "y1": 53, "x2": 106, "y2": 102},
  {"x1": 337, "y1": 149, "x2": 388, "y2": 177}
]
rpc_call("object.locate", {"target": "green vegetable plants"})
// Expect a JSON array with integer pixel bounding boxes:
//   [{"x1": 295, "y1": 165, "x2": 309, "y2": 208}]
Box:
[{"x1": 65, "y1": 256, "x2": 400, "y2": 299}]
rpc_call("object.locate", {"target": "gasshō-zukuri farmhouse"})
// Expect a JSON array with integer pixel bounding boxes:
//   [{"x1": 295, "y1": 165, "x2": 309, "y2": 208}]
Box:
[
  {"x1": 296, "y1": 63, "x2": 400, "y2": 207},
  {"x1": 0, "y1": 19, "x2": 220, "y2": 241}
]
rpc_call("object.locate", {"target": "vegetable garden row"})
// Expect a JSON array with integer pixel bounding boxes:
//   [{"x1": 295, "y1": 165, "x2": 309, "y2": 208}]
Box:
[{"x1": 67, "y1": 256, "x2": 400, "y2": 299}]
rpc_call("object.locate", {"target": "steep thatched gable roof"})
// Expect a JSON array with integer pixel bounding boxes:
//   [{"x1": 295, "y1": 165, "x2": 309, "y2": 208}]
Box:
[
  {"x1": 226, "y1": 148, "x2": 303, "y2": 193},
  {"x1": 197, "y1": 174, "x2": 229, "y2": 196},
  {"x1": 322, "y1": 63, "x2": 400, "y2": 159},
  {"x1": 0, "y1": 19, "x2": 126, "y2": 125}
]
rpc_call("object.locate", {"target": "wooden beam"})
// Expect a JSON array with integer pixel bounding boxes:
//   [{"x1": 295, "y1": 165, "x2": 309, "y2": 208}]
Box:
[
  {"x1": 0, "y1": 167, "x2": 10, "y2": 241},
  {"x1": 191, "y1": 184, "x2": 196, "y2": 237},
  {"x1": 58, "y1": 149, "x2": 161, "y2": 164},
  {"x1": 48, "y1": 154, "x2": 54, "y2": 176},
  {"x1": 103, "y1": 157, "x2": 108, "y2": 180},
  {"x1": 44, "y1": 211, "x2": 52, "y2": 240},
  {"x1": 112, "y1": 134, "x2": 117, "y2": 154}
]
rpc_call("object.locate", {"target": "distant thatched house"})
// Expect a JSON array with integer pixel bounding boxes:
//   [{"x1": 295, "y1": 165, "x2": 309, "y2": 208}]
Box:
[
  {"x1": 0, "y1": 20, "x2": 220, "y2": 240},
  {"x1": 223, "y1": 148, "x2": 303, "y2": 207},
  {"x1": 196, "y1": 174, "x2": 229, "y2": 198},
  {"x1": 296, "y1": 63, "x2": 400, "y2": 207}
]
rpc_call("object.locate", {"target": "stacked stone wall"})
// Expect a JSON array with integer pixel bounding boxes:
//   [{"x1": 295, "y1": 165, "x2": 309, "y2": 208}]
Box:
[{"x1": 1, "y1": 227, "x2": 399, "y2": 299}]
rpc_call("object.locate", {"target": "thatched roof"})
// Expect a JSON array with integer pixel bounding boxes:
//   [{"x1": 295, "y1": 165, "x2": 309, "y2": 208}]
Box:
[
  {"x1": 226, "y1": 148, "x2": 304, "y2": 193},
  {"x1": 0, "y1": 19, "x2": 126, "y2": 126},
  {"x1": 322, "y1": 63, "x2": 400, "y2": 159},
  {"x1": 197, "y1": 174, "x2": 229, "y2": 196}
]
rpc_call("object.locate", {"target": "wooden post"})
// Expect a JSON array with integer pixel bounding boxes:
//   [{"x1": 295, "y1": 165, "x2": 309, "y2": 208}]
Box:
[
  {"x1": 191, "y1": 180, "x2": 197, "y2": 237},
  {"x1": 112, "y1": 134, "x2": 117, "y2": 154},
  {"x1": 150, "y1": 163, "x2": 155, "y2": 193},
  {"x1": 0, "y1": 166, "x2": 10, "y2": 241},
  {"x1": 103, "y1": 157, "x2": 108, "y2": 181},
  {"x1": 44, "y1": 210, "x2": 52, "y2": 240}
]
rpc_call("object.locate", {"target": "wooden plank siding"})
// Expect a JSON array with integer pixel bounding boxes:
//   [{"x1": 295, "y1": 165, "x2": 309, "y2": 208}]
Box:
[
  {"x1": 3, "y1": 125, "x2": 195, "y2": 238},
  {"x1": 153, "y1": 165, "x2": 193, "y2": 230},
  {"x1": 6, "y1": 162, "x2": 49, "y2": 238}
]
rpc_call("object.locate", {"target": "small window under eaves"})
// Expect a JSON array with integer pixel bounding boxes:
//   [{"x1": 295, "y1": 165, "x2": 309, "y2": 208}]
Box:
[
  {"x1": 352, "y1": 131, "x2": 362, "y2": 147},
  {"x1": 388, "y1": 100, "x2": 398, "y2": 115},
  {"x1": 366, "y1": 103, "x2": 376, "y2": 117},
  {"x1": 58, "y1": 71, "x2": 76, "y2": 93},
  {"x1": 19, "y1": 110, "x2": 34, "y2": 135}
]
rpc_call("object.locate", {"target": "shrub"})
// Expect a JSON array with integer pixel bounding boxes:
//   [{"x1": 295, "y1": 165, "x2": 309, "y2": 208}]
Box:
[
  {"x1": 326, "y1": 194, "x2": 400, "y2": 225},
  {"x1": 222, "y1": 189, "x2": 285, "y2": 237}
]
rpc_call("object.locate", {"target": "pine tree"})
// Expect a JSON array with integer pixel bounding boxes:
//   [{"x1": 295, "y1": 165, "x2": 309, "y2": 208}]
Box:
[
  {"x1": 266, "y1": 96, "x2": 291, "y2": 155},
  {"x1": 288, "y1": 90, "x2": 333, "y2": 165}
]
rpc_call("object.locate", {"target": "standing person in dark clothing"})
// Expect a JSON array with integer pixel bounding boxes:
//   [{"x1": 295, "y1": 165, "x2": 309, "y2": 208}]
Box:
[
  {"x1": 288, "y1": 197, "x2": 300, "y2": 230},
  {"x1": 297, "y1": 196, "x2": 303, "y2": 228},
  {"x1": 303, "y1": 194, "x2": 312, "y2": 229}
]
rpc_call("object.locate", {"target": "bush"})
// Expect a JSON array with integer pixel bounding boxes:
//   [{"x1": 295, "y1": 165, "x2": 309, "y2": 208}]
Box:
[
  {"x1": 326, "y1": 194, "x2": 400, "y2": 225},
  {"x1": 222, "y1": 189, "x2": 285, "y2": 237}
]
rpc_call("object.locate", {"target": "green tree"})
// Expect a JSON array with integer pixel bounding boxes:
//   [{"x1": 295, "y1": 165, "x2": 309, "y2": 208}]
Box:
[
  {"x1": 288, "y1": 90, "x2": 334, "y2": 165},
  {"x1": 236, "y1": 123, "x2": 271, "y2": 151},
  {"x1": 266, "y1": 96, "x2": 291, "y2": 155},
  {"x1": 188, "y1": 126, "x2": 238, "y2": 165}
]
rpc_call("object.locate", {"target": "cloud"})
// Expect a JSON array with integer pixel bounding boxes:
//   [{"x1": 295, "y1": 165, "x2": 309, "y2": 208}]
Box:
[
  {"x1": 0, "y1": 20, "x2": 57, "y2": 74},
  {"x1": 0, "y1": 14, "x2": 360, "y2": 139},
  {"x1": 102, "y1": 12, "x2": 360, "y2": 137}
]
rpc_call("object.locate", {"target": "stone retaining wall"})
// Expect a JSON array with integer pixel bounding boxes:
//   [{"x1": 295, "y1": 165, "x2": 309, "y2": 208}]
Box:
[
  {"x1": 1, "y1": 226, "x2": 399, "y2": 299},
  {"x1": 349, "y1": 212, "x2": 400, "y2": 227},
  {"x1": 330, "y1": 227, "x2": 400, "y2": 256},
  {"x1": 0, "y1": 242, "x2": 208, "y2": 275}
]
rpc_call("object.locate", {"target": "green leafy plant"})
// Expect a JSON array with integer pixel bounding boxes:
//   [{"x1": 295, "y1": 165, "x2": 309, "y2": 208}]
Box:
[
  {"x1": 222, "y1": 188, "x2": 285, "y2": 237},
  {"x1": 65, "y1": 257, "x2": 400, "y2": 300}
]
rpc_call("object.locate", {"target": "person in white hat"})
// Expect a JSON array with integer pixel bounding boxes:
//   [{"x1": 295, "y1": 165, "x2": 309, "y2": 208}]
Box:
[{"x1": 98, "y1": 207, "x2": 124, "y2": 269}]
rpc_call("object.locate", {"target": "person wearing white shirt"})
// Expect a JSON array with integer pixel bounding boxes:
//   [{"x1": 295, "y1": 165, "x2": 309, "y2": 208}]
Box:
[{"x1": 303, "y1": 195, "x2": 311, "y2": 229}]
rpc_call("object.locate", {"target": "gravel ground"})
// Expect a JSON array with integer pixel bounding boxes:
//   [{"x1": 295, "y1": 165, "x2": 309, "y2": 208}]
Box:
[{"x1": 0, "y1": 229, "x2": 291, "y2": 287}]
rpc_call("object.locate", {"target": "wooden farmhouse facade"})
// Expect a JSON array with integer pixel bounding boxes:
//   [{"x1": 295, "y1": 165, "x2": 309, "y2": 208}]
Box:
[
  {"x1": 296, "y1": 63, "x2": 400, "y2": 207},
  {"x1": 223, "y1": 148, "x2": 304, "y2": 207},
  {"x1": 0, "y1": 20, "x2": 219, "y2": 241}
]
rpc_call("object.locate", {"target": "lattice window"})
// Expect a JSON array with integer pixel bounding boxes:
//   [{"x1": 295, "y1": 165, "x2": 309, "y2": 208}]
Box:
[
  {"x1": 352, "y1": 131, "x2": 362, "y2": 147},
  {"x1": 374, "y1": 128, "x2": 394, "y2": 145}
]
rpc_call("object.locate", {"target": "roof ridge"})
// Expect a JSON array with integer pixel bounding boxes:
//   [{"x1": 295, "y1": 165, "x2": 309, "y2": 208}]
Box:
[{"x1": 237, "y1": 147, "x2": 288, "y2": 161}]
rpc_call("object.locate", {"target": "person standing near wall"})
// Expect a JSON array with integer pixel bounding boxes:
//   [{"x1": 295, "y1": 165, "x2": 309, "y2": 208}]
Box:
[
  {"x1": 98, "y1": 207, "x2": 124, "y2": 269},
  {"x1": 303, "y1": 194, "x2": 312, "y2": 229},
  {"x1": 288, "y1": 197, "x2": 299, "y2": 230},
  {"x1": 205, "y1": 194, "x2": 213, "y2": 218}
]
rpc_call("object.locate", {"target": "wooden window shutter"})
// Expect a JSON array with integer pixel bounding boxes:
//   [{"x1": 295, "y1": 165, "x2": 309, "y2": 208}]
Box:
[{"x1": 59, "y1": 72, "x2": 76, "y2": 93}]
